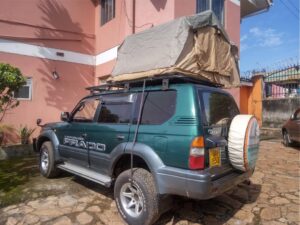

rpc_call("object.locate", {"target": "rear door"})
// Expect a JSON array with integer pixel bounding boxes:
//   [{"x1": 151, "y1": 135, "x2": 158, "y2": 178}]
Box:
[
  {"x1": 198, "y1": 89, "x2": 239, "y2": 174},
  {"x1": 84, "y1": 93, "x2": 135, "y2": 174}
]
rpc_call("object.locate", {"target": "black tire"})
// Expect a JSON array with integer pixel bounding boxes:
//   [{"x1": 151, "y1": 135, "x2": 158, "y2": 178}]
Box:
[
  {"x1": 114, "y1": 168, "x2": 160, "y2": 225},
  {"x1": 283, "y1": 130, "x2": 291, "y2": 147},
  {"x1": 39, "y1": 141, "x2": 60, "y2": 178}
]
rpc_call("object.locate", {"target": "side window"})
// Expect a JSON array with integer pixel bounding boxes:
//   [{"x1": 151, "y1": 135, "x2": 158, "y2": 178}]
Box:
[
  {"x1": 134, "y1": 91, "x2": 177, "y2": 125},
  {"x1": 72, "y1": 98, "x2": 100, "y2": 122},
  {"x1": 200, "y1": 91, "x2": 239, "y2": 126},
  {"x1": 98, "y1": 103, "x2": 132, "y2": 124}
]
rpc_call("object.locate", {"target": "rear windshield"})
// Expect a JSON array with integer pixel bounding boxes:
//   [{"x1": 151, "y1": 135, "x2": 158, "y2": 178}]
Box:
[{"x1": 199, "y1": 90, "x2": 239, "y2": 126}]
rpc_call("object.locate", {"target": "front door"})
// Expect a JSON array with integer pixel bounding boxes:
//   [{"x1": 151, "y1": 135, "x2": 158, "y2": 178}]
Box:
[
  {"x1": 56, "y1": 97, "x2": 100, "y2": 167},
  {"x1": 84, "y1": 93, "x2": 134, "y2": 174},
  {"x1": 290, "y1": 109, "x2": 300, "y2": 142}
]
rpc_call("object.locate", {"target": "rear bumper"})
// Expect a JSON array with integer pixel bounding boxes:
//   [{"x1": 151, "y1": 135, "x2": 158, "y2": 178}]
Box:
[{"x1": 156, "y1": 166, "x2": 253, "y2": 200}]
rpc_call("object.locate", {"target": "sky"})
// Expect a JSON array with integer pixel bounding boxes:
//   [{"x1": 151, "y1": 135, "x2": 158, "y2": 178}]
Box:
[{"x1": 240, "y1": 0, "x2": 299, "y2": 74}]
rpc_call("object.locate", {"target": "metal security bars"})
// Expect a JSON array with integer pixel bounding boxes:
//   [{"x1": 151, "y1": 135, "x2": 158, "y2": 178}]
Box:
[
  {"x1": 240, "y1": 64, "x2": 300, "y2": 99},
  {"x1": 263, "y1": 64, "x2": 300, "y2": 99}
]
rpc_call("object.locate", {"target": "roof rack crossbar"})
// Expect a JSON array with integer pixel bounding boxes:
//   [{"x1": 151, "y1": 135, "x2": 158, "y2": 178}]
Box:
[{"x1": 86, "y1": 74, "x2": 219, "y2": 94}]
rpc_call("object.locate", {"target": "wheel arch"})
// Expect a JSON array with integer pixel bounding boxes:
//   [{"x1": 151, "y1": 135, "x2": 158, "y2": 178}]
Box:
[
  {"x1": 110, "y1": 142, "x2": 165, "y2": 193},
  {"x1": 36, "y1": 130, "x2": 60, "y2": 161}
]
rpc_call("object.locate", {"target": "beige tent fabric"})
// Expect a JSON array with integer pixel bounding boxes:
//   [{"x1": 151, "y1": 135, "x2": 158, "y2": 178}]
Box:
[{"x1": 109, "y1": 11, "x2": 240, "y2": 87}]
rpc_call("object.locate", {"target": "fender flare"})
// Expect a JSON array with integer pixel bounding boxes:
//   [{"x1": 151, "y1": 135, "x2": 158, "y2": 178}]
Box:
[
  {"x1": 36, "y1": 129, "x2": 60, "y2": 161},
  {"x1": 109, "y1": 142, "x2": 165, "y2": 193}
]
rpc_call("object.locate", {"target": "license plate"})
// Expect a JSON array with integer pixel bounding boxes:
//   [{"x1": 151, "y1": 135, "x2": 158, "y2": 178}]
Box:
[{"x1": 209, "y1": 148, "x2": 221, "y2": 167}]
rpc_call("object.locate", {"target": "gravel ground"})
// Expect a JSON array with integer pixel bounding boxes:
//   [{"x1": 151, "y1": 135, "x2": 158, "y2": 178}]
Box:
[{"x1": 0, "y1": 139, "x2": 299, "y2": 225}]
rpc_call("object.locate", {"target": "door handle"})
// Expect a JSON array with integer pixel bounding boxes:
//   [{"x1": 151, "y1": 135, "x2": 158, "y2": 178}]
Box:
[
  {"x1": 81, "y1": 133, "x2": 87, "y2": 138},
  {"x1": 116, "y1": 135, "x2": 125, "y2": 140}
]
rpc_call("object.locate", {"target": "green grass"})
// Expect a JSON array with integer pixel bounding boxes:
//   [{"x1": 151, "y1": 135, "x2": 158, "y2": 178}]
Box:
[{"x1": 0, "y1": 156, "x2": 39, "y2": 207}]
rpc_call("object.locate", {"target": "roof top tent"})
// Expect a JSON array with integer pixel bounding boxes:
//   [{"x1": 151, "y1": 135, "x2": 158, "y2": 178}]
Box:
[{"x1": 109, "y1": 11, "x2": 240, "y2": 88}]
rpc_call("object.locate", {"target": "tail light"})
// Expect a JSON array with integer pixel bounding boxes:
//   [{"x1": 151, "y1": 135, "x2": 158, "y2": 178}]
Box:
[{"x1": 189, "y1": 136, "x2": 205, "y2": 170}]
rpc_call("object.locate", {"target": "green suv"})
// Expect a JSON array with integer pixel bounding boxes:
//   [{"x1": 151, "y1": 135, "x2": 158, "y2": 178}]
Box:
[{"x1": 34, "y1": 77, "x2": 254, "y2": 225}]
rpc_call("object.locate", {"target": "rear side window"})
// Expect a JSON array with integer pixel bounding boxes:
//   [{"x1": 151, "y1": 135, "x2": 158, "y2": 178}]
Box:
[
  {"x1": 200, "y1": 91, "x2": 239, "y2": 126},
  {"x1": 98, "y1": 103, "x2": 132, "y2": 124},
  {"x1": 134, "y1": 91, "x2": 176, "y2": 125}
]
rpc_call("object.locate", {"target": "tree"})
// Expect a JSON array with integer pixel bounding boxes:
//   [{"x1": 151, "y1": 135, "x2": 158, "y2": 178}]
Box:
[{"x1": 0, "y1": 63, "x2": 26, "y2": 122}]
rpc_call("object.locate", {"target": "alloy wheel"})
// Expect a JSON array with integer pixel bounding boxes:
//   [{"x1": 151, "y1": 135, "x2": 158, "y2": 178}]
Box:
[
  {"x1": 41, "y1": 149, "x2": 49, "y2": 172},
  {"x1": 120, "y1": 182, "x2": 144, "y2": 217}
]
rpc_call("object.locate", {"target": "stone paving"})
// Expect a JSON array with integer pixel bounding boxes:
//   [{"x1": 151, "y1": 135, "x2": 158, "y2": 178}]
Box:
[{"x1": 0, "y1": 140, "x2": 299, "y2": 225}]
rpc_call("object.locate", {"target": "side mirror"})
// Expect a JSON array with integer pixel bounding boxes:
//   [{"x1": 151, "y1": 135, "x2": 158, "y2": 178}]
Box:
[
  {"x1": 61, "y1": 112, "x2": 70, "y2": 122},
  {"x1": 291, "y1": 114, "x2": 295, "y2": 120},
  {"x1": 36, "y1": 118, "x2": 42, "y2": 127}
]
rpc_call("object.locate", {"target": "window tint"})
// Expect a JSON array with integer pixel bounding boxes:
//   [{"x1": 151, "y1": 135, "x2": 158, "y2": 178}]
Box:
[
  {"x1": 73, "y1": 98, "x2": 99, "y2": 122},
  {"x1": 200, "y1": 91, "x2": 239, "y2": 126},
  {"x1": 101, "y1": 0, "x2": 115, "y2": 25},
  {"x1": 134, "y1": 91, "x2": 176, "y2": 125},
  {"x1": 98, "y1": 103, "x2": 132, "y2": 123}
]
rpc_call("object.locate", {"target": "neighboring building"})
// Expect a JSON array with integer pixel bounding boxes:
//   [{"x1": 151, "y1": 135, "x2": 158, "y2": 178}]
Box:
[{"x1": 0, "y1": 0, "x2": 270, "y2": 136}]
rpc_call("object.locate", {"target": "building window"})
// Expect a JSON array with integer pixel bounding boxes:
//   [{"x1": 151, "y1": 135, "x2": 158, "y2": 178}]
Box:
[
  {"x1": 196, "y1": 0, "x2": 224, "y2": 24},
  {"x1": 101, "y1": 0, "x2": 115, "y2": 25},
  {"x1": 14, "y1": 78, "x2": 32, "y2": 100}
]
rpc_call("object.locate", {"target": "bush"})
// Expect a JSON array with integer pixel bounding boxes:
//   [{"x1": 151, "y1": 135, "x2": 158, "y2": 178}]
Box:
[
  {"x1": 19, "y1": 125, "x2": 35, "y2": 145},
  {"x1": 0, "y1": 125, "x2": 14, "y2": 146},
  {"x1": 0, "y1": 63, "x2": 26, "y2": 122}
]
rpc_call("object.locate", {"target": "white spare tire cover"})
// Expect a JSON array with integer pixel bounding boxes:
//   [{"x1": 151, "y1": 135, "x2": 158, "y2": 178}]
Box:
[{"x1": 228, "y1": 115, "x2": 260, "y2": 171}]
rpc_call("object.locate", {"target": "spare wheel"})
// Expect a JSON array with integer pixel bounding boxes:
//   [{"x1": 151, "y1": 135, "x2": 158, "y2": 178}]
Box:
[{"x1": 228, "y1": 115, "x2": 260, "y2": 172}]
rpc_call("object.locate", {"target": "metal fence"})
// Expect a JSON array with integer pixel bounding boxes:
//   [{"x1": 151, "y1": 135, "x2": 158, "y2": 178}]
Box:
[
  {"x1": 241, "y1": 64, "x2": 300, "y2": 99},
  {"x1": 263, "y1": 64, "x2": 300, "y2": 99}
]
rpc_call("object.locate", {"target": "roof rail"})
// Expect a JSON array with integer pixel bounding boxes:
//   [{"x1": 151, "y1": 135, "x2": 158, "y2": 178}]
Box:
[{"x1": 86, "y1": 74, "x2": 219, "y2": 94}]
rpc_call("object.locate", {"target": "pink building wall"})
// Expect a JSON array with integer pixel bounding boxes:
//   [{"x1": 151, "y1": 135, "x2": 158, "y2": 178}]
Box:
[
  {"x1": 0, "y1": 52, "x2": 94, "y2": 140},
  {"x1": 224, "y1": 0, "x2": 241, "y2": 49},
  {"x1": 0, "y1": 0, "x2": 95, "y2": 54},
  {"x1": 0, "y1": 0, "x2": 96, "y2": 141}
]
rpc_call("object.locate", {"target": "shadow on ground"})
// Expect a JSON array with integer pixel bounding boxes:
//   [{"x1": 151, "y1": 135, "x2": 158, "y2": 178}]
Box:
[
  {"x1": 72, "y1": 174, "x2": 261, "y2": 225},
  {"x1": 0, "y1": 155, "x2": 262, "y2": 225}
]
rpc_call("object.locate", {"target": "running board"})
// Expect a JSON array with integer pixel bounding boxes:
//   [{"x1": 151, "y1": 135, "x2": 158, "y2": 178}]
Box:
[{"x1": 57, "y1": 162, "x2": 112, "y2": 187}]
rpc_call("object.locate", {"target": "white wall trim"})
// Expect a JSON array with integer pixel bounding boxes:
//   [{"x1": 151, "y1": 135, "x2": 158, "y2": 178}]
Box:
[
  {"x1": 0, "y1": 38, "x2": 95, "y2": 65},
  {"x1": 95, "y1": 46, "x2": 119, "y2": 65},
  {"x1": 230, "y1": 0, "x2": 240, "y2": 6},
  {"x1": 0, "y1": 38, "x2": 120, "y2": 66}
]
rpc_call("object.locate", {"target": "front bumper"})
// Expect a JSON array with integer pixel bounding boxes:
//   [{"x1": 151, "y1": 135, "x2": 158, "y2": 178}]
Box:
[
  {"x1": 32, "y1": 138, "x2": 38, "y2": 152},
  {"x1": 156, "y1": 166, "x2": 253, "y2": 200}
]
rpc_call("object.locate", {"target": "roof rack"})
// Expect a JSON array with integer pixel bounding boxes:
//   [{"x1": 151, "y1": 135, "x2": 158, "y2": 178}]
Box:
[{"x1": 86, "y1": 74, "x2": 220, "y2": 94}]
